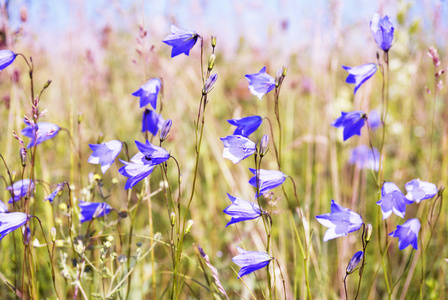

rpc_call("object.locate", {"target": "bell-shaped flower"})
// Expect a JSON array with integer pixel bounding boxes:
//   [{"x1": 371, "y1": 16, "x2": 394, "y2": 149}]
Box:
[
  {"x1": 370, "y1": 13, "x2": 394, "y2": 52},
  {"x1": 135, "y1": 140, "x2": 169, "y2": 166},
  {"x1": 368, "y1": 110, "x2": 381, "y2": 130},
  {"x1": 316, "y1": 200, "x2": 363, "y2": 241},
  {"x1": 227, "y1": 116, "x2": 262, "y2": 138},
  {"x1": 141, "y1": 109, "x2": 164, "y2": 136},
  {"x1": 162, "y1": 25, "x2": 199, "y2": 58},
  {"x1": 342, "y1": 64, "x2": 377, "y2": 94},
  {"x1": 44, "y1": 183, "x2": 64, "y2": 203},
  {"x1": 7, "y1": 179, "x2": 34, "y2": 203},
  {"x1": 0, "y1": 212, "x2": 28, "y2": 241},
  {"x1": 78, "y1": 200, "x2": 113, "y2": 223},
  {"x1": 331, "y1": 111, "x2": 366, "y2": 141},
  {"x1": 248, "y1": 168, "x2": 287, "y2": 197},
  {"x1": 88, "y1": 140, "x2": 123, "y2": 174},
  {"x1": 0, "y1": 50, "x2": 17, "y2": 71},
  {"x1": 376, "y1": 182, "x2": 413, "y2": 219},
  {"x1": 223, "y1": 194, "x2": 262, "y2": 227},
  {"x1": 132, "y1": 78, "x2": 161, "y2": 109},
  {"x1": 389, "y1": 218, "x2": 420, "y2": 250},
  {"x1": 220, "y1": 135, "x2": 256, "y2": 164},
  {"x1": 0, "y1": 200, "x2": 8, "y2": 213},
  {"x1": 348, "y1": 145, "x2": 380, "y2": 171},
  {"x1": 21, "y1": 120, "x2": 60, "y2": 148},
  {"x1": 119, "y1": 152, "x2": 155, "y2": 190},
  {"x1": 245, "y1": 66, "x2": 275, "y2": 100},
  {"x1": 405, "y1": 179, "x2": 437, "y2": 204},
  {"x1": 346, "y1": 251, "x2": 364, "y2": 274},
  {"x1": 232, "y1": 247, "x2": 273, "y2": 278}
]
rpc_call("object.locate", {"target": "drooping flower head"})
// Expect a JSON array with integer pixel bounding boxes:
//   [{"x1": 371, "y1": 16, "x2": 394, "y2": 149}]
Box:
[
  {"x1": 232, "y1": 247, "x2": 273, "y2": 278},
  {"x1": 346, "y1": 251, "x2": 364, "y2": 274},
  {"x1": 370, "y1": 13, "x2": 394, "y2": 52},
  {"x1": 405, "y1": 179, "x2": 437, "y2": 204},
  {"x1": 342, "y1": 64, "x2": 377, "y2": 94},
  {"x1": 78, "y1": 200, "x2": 113, "y2": 223},
  {"x1": 220, "y1": 135, "x2": 256, "y2": 164},
  {"x1": 223, "y1": 194, "x2": 262, "y2": 227},
  {"x1": 141, "y1": 109, "x2": 164, "y2": 136},
  {"x1": 245, "y1": 67, "x2": 275, "y2": 100},
  {"x1": 0, "y1": 50, "x2": 17, "y2": 71},
  {"x1": 119, "y1": 153, "x2": 155, "y2": 190},
  {"x1": 7, "y1": 179, "x2": 34, "y2": 203},
  {"x1": 132, "y1": 78, "x2": 162, "y2": 109},
  {"x1": 88, "y1": 140, "x2": 123, "y2": 174},
  {"x1": 389, "y1": 218, "x2": 420, "y2": 250},
  {"x1": 368, "y1": 110, "x2": 382, "y2": 130},
  {"x1": 0, "y1": 212, "x2": 28, "y2": 241},
  {"x1": 348, "y1": 145, "x2": 380, "y2": 171},
  {"x1": 376, "y1": 182, "x2": 413, "y2": 219},
  {"x1": 227, "y1": 116, "x2": 262, "y2": 138},
  {"x1": 316, "y1": 200, "x2": 363, "y2": 241},
  {"x1": 162, "y1": 25, "x2": 199, "y2": 58},
  {"x1": 248, "y1": 168, "x2": 287, "y2": 197},
  {"x1": 135, "y1": 140, "x2": 170, "y2": 166},
  {"x1": 44, "y1": 183, "x2": 65, "y2": 203},
  {"x1": 331, "y1": 111, "x2": 366, "y2": 141},
  {"x1": 21, "y1": 120, "x2": 60, "y2": 148}
]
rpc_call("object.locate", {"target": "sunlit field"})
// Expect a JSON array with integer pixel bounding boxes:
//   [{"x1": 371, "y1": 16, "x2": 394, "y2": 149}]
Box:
[{"x1": 0, "y1": 1, "x2": 447, "y2": 299}]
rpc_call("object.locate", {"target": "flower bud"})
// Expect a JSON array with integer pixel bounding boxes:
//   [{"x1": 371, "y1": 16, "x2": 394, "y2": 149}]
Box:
[
  {"x1": 202, "y1": 73, "x2": 218, "y2": 95},
  {"x1": 185, "y1": 219, "x2": 194, "y2": 234},
  {"x1": 170, "y1": 212, "x2": 176, "y2": 226},
  {"x1": 23, "y1": 226, "x2": 31, "y2": 245},
  {"x1": 160, "y1": 119, "x2": 172, "y2": 141},
  {"x1": 346, "y1": 251, "x2": 364, "y2": 274},
  {"x1": 259, "y1": 135, "x2": 269, "y2": 157},
  {"x1": 44, "y1": 79, "x2": 52, "y2": 89},
  {"x1": 20, "y1": 147, "x2": 27, "y2": 166},
  {"x1": 211, "y1": 35, "x2": 217, "y2": 48},
  {"x1": 365, "y1": 223, "x2": 373, "y2": 242},
  {"x1": 50, "y1": 227, "x2": 57, "y2": 242},
  {"x1": 208, "y1": 54, "x2": 216, "y2": 71},
  {"x1": 78, "y1": 112, "x2": 84, "y2": 123}
]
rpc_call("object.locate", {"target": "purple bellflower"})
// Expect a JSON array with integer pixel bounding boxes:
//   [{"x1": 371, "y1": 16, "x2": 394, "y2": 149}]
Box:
[
  {"x1": 0, "y1": 200, "x2": 8, "y2": 213},
  {"x1": 348, "y1": 145, "x2": 380, "y2": 171},
  {"x1": 135, "y1": 140, "x2": 170, "y2": 166},
  {"x1": 316, "y1": 200, "x2": 363, "y2": 241},
  {"x1": 370, "y1": 13, "x2": 394, "y2": 52},
  {"x1": 132, "y1": 78, "x2": 161, "y2": 109},
  {"x1": 44, "y1": 183, "x2": 64, "y2": 203},
  {"x1": 21, "y1": 120, "x2": 60, "y2": 148},
  {"x1": 368, "y1": 110, "x2": 382, "y2": 130},
  {"x1": 248, "y1": 168, "x2": 287, "y2": 196},
  {"x1": 119, "y1": 153, "x2": 155, "y2": 190},
  {"x1": 376, "y1": 182, "x2": 413, "y2": 219},
  {"x1": 223, "y1": 194, "x2": 262, "y2": 227},
  {"x1": 162, "y1": 25, "x2": 199, "y2": 58},
  {"x1": 78, "y1": 200, "x2": 112, "y2": 223},
  {"x1": 405, "y1": 179, "x2": 437, "y2": 204},
  {"x1": 389, "y1": 218, "x2": 420, "y2": 250},
  {"x1": 232, "y1": 247, "x2": 273, "y2": 278},
  {"x1": 220, "y1": 135, "x2": 256, "y2": 164},
  {"x1": 142, "y1": 109, "x2": 164, "y2": 136},
  {"x1": 0, "y1": 50, "x2": 17, "y2": 71},
  {"x1": 342, "y1": 64, "x2": 377, "y2": 94},
  {"x1": 245, "y1": 67, "x2": 275, "y2": 100},
  {"x1": 88, "y1": 140, "x2": 123, "y2": 174},
  {"x1": 331, "y1": 111, "x2": 366, "y2": 141},
  {"x1": 0, "y1": 212, "x2": 28, "y2": 241},
  {"x1": 227, "y1": 116, "x2": 262, "y2": 138},
  {"x1": 7, "y1": 179, "x2": 34, "y2": 203},
  {"x1": 346, "y1": 251, "x2": 364, "y2": 274}
]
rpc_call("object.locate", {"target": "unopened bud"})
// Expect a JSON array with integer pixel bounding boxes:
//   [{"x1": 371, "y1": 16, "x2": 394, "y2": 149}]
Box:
[
  {"x1": 185, "y1": 219, "x2": 193, "y2": 234},
  {"x1": 208, "y1": 54, "x2": 216, "y2": 71},
  {"x1": 202, "y1": 73, "x2": 218, "y2": 95},
  {"x1": 78, "y1": 112, "x2": 84, "y2": 123},
  {"x1": 346, "y1": 251, "x2": 364, "y2": 274},
  {"x1": 211, "y1": 35, "x2": 217, "y2": 48},
  {"x1": 44, "y1": 79, "x2": 52, "y2": 89},
  {"x1": 260, "y1": 135, "x2": 269, "y2": 157},
  {"x1": 23, "y1": 226, "x2": 31, "y2": 245},
  {"x1": 282, "y1": 66, "x2": 287, "y2": 77},
  {"x1": 20, "y1": 147, "x2": 27, "y2": 166},
  {"x1": 97, "y1": 133, "x2": 104, "y2": 144},
  {"x1": 51, "y1": 227, "x2": 57, "y2": 242},
  {"x1": 365, "y1": 223, "x2": 373, "y2": 242},
  {"x1": 170, "y1": 212, "x2": 176, "y2": 226},
  {"x1": 160, "y1": 119, "x2": 172, "y2": 141}
]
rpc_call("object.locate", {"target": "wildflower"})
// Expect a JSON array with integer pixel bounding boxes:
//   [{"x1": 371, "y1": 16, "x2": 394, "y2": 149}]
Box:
[
  {"x1": 220, "y1": 135, "x2": 256, "y2": 164},
  {"x1": 162, "y1": 25, "x2": 199, "y2": 58},
  {"x1": 44, "y1": 183, "x2": 64, "y2": 203},
  {"x1": 78, "y1": 200, "x2": 112, "y2": 223},
  {"x1": 376, "y1": 182, "x2": 413, "y2": 219},
  {"x1": 348, "y1": 145, "x2": 380, "y2": 171},
  {"x1": 88, "y1": 140, "x2": 123, "y2": 173},
  {"x1": 227, "y1": 116, "x2": 262, "y2": 138},
  {"x1": 331, "y1": 111, "x2": 366, "y2": 141},
  {"x1": 135, "y1": 140, "x2": 170, "y2": 166},
  {"x1": 368, "y1": 110, "x2": 381, "y2": 130},
  {"x1": 370, "y1": 13, "x2": 394, "y2": 52},
  {"x1": 141, "y1": 109, "x2": 164, "y2": 136},
  {"x1": 248, "y1": 168, "x2": 287, "y2": 197},
  {"x1": 316, "y1": 200, "x2": 363, "y2": 241},
  {"x1": 21, "y1": 120, "x2": 60, "y2": 148},
  {"x1": 160, "y1": 119, "x2": 172, "y2": 141},
  {"x1": 405, "y1": 179, "x2": 437, "y2": 203},
  {"x1": 245, "y1": 66, "x2": 275, "y2": 100},
  {"x1": 119, "y1": 153, "x2": 155, "y2": 190},
  {"x1": 232, "y1": 247, "x2": 273, "y2": 278},
  {"x1": 0, "y1": 200, "x2": 8, "y2": 213},
  {"x1": 223, "y1": 194, "x2": 262, "y2": 227},
  {"x1": 202, "y1": 73, "x2": 218, "y2": 94},
  {"x1": 7, "y1": 179, "x2": 34, "y2": 203},
  {"x1": 342, "y1": 64, "x2": 377, "y2": 94},
  {"x1": 0, "y1": 212, "x2": 28, "y2": 241},
  {"x1": 132, "y1": 78, "x2": 162, "y2": 109},
  {"x1": 259, "y1": 134, "x2": 269, "y2": 157},
  {"x1": 346, "y1": 251, "x2": 364, "y2": 274},
  {"x1": 0, "y1": 50, "x2": 17, "y2": 71},
  {"x1": 389, "y1": 218, "x2": 420, "y2": 250}
]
